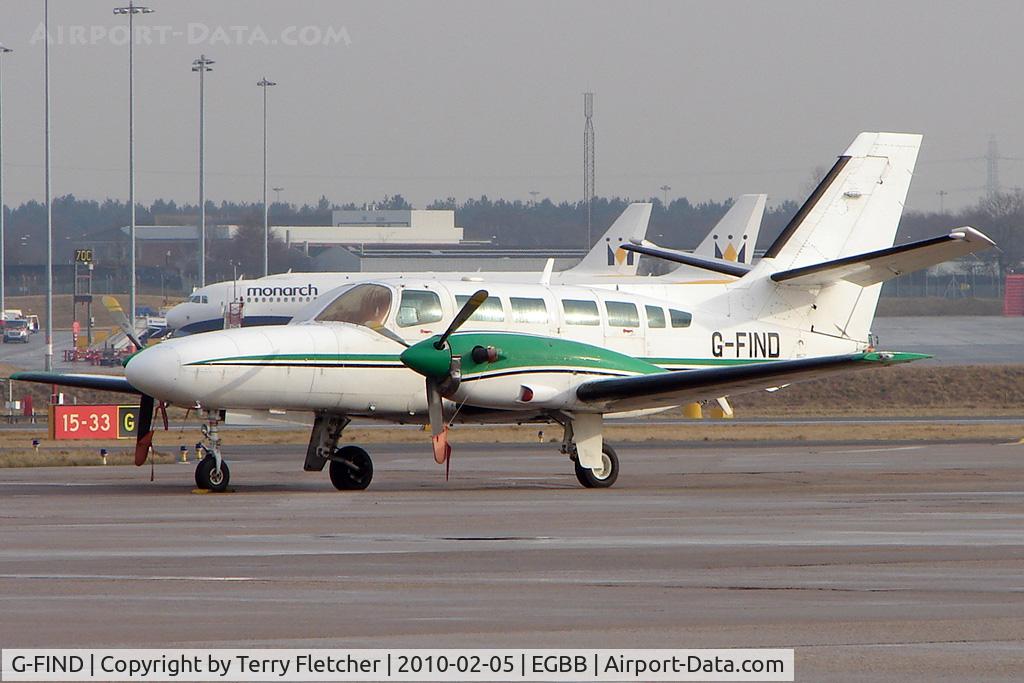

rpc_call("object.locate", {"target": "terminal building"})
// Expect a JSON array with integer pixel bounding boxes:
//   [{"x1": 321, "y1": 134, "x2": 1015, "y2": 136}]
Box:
[{"x1": 121, "y1": 209, "x2": 585, "y2": 274}]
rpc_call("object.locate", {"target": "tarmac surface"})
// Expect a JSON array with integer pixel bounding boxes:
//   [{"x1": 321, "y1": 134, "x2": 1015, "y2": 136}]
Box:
[
  {"x1": 1, "y1": 441, "x2": 1023, "y2": 681},
  {"x1": 870, "y1": 316, "x2": 1024, "y2": 365}
]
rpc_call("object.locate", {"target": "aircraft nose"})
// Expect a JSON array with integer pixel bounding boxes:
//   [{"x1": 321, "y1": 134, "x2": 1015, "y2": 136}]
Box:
[
  {"x1": 164, "y1": 303, "x2": 188, "y2": 330},
  {"x1": 125, "y1": 344, "x2": 182, "y2": 399}
]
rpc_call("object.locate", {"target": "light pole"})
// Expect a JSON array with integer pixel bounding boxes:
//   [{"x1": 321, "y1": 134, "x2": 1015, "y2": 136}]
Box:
[
  {"x1": 0, "y1": 44, "x2": 11, "y2": 324},
  {"x1": 937, "y1": 189, "x2": 948, "y2": 214},
  {"x1": 272, "y1": 186, "x2": 284, "y2": 204},
  {"x1": 257, "y1": 76, "x2": 276, "y2": 276},
  {"x1": 113, "y1": 0, "x2": 154, "y2": 338},
  {"x1": 43, "y1": 1, "x2": 53, "y2": 371},
  {"x1": 528, "y1": 190, "x2": 539, "y2": 206},
  {"x1": 192, "y1": 54, "x2": 213, "y2": 287},
  {"x1": 659, "y1": 184, "x2": 671, "y2": 208}
]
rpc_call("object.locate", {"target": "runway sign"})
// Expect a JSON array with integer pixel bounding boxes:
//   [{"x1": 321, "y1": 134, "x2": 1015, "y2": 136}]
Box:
[{"x1": 51, "y1": 404, "x2": 139, "y2": 440}]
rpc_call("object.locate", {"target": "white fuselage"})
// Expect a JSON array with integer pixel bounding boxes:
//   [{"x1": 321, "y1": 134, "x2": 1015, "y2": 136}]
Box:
[{"x1": 128, "y1": 276, "x2": 866, "y2": 421}]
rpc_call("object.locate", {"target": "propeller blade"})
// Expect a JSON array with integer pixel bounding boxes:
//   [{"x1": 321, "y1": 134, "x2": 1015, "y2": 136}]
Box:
[
  {"x1": 426, "y1": 379, "x2": 451, "y2": 465},
  {"x1": 366, "y1": 321, "x2": 409, "y2": 348},
  {"x1": 426, "y1": 379, "x2": 444, "y2": 438},
  {"x1": 134, "y1": 394, "x2": 155, "y2": 466},
  {"x1": 435, "y1": 289, "x2": 488, "y2": 350},
  {"x1": 101, "y1": 295, "x2": 143, "y2": 349}
]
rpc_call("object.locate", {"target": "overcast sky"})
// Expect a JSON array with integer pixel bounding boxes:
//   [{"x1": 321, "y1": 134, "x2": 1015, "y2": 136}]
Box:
[{"x1": 1, "y1": 0, "x2": 1022, "y2": 212}]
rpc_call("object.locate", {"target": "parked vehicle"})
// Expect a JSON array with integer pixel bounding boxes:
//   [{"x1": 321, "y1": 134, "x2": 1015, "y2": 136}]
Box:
[{"x1": 3, "y1": 319, "x2": 30, "y2": 343}]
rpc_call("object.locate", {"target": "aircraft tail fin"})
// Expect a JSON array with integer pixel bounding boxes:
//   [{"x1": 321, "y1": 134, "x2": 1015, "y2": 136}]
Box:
[
  {"x1": 762, "y1": 132, "x2": 922, "y2": 269},
  {"x1": 691, "y1": 193, "x2": 766, "y2": 268},
  {"x1": 567, "y1": 203, "x2": 652, "y2": 276},
  {"x1": 746, "y1": 133, "x2": 925, "y2": 343}
]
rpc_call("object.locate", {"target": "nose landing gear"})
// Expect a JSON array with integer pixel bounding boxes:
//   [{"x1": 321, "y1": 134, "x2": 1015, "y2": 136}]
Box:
[{"x1": 194, "y1": 411, "x2": 230, "y2": 492}]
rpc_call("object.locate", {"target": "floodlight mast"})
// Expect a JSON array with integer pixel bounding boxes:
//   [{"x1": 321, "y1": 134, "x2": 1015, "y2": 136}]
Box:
[
  {"x1": 257, "y1": 77, "x2": 276, "y2": 277},
  {"x1": 113, "y1": 0, "x2": 154, "y2": 344},
  {"x1": 0, "y1": 45, "x2": 12, "y2": 325},
  {"x1": 192, "y1": 55, "x2": 214, "y2": 287}
]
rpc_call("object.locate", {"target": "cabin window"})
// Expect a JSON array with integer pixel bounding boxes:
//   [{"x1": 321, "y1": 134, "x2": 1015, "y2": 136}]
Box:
[
  {"x1": 645, "y1": 305, "x2": 666, "y2": 328},
  {"x1": 455, "y1": 295, "x2": 505, "y2": 322},
  {"x1": 510, "y1": 297, "x2": 548, "y2": 324},
  {"x1": 315, "y1": 283, "x2": 393, "y2": 326},
  {"x1": 397, "y1": 289, "x2": 443, "y2": 327},
  {"x1": 562, "y1": 299, "x2": 600, "y2": 326},
  {"x1": 670, "y1": 309, "x2": 692, "y2": 328},
  {"x1": 605, "y1": 301, "x2": 639, "y2": 328}
]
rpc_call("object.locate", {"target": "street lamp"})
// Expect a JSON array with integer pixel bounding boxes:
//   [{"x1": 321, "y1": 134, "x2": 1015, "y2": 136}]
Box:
[
  {"x1": 528, "y1": 190, "x2": 539, "y2": 206},
  {"x1": 659, "y1": 184, "x2": 671, "y2": 207},
  {"x1": 113, "y1": 0, "x2": 154, "y2": 337},
  {"x1": 43, "y1": 1, "x2": 53, "y2": 371},
  {"x1": 272, "y1": 186, "x2": 284, "y2": 204},
  {"x1": 0, "y1": 44, "x2": 11, "y2": 324},
  {"x1": 257, "y1": 76, "x2": 276, "y2": 277},
  {"x1": 192, "y1": 54, "x2": 213, "y2": 287}
]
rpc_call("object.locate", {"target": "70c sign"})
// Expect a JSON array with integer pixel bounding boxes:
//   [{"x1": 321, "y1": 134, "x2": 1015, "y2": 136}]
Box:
[{"x1": 50, "y1": 405, "x2": 139, "y2": 440}]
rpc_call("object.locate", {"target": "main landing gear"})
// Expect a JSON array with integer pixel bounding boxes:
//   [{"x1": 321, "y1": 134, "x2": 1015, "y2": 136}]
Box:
[
  {"x1": 194, "y1": 410, "x2": 230, "y2": 493},
  {"x1": 573, "y1": 444, "x2": 619, "y2": 488},
  {"x1": 555, "y1": 412, "x2": 620, "y2": 489},
  {"x1": 305, "y1": 412, "x2": 375, "y2": 491}
]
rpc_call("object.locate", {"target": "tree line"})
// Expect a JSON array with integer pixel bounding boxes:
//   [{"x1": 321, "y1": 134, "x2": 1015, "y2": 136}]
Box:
[{"x1": 1, "y1": 190, "x2": 1019, "y2": 286}]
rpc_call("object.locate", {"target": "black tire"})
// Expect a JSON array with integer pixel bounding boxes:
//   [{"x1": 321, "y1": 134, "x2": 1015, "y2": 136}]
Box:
[
  {"x1": 574, "y1": 443, "x2": 619, "y2": 488},
  {"x1": 329, "y1": 446, "x2": 373, "y2": 490},
  {"x1": 195, "y1": 456, "x2": 230, "y2": 493}
]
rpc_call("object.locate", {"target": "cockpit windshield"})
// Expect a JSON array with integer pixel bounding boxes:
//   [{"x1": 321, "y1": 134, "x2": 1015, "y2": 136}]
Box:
[{"x1": 314, "y1": 283, "x2": 392, "y2": 326}]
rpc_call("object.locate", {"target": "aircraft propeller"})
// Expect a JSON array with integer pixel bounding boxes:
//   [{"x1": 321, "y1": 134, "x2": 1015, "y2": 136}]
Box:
[
  {"x1": 101, "y1": 296, "x2": 167, "y2": 465},
  {"x1": 383, "y1": 290, "x2": 489, "y2": 466}
]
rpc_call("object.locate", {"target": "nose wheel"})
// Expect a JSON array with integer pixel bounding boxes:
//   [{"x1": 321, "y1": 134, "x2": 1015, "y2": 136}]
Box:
[
  {"x1": 194, "y1": 410, "x2": 230, "y2": 492},
  {"x1": 195, "y1": 455, "x2": 230, "y2": 493},
  {"x1": 329, "y1": 445, "x2": 374, "y2": 490}
]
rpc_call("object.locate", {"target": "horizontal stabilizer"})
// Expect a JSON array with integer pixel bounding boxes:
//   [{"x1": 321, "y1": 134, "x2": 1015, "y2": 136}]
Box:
[
  {"x1": 621, "y1": 242, "x2": 751, "y2": 277},
  {"x1": 771, "y1": 227, "x2": 995, "y2": 287},
  {"x1": 9, "y1": 371, "x2": 140, "y2": 395},
  {"x1": 576, "y1": 352, "x2": 928, "y2": 413}
]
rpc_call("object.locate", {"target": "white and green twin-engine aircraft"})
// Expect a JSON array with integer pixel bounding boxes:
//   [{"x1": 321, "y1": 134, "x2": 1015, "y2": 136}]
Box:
[{"x1": 15, "y1": 132, "x2": 994, "y2": 492}]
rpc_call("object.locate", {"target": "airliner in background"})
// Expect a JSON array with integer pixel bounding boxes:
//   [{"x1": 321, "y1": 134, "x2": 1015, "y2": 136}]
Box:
[{"x1": 165, "y1": 196, "x2": 766, "y2": 334}]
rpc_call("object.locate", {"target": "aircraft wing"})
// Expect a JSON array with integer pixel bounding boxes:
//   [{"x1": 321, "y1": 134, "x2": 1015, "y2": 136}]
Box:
[
  {"x1": 771, "y1": 228, "x2": 995, "y2": 288},
  {"x1": 9, "y1": 371, "x2": 141, "y2": 395},
  {"x1": 575, "y1": 351, "x2": 927, "y2": 413}
]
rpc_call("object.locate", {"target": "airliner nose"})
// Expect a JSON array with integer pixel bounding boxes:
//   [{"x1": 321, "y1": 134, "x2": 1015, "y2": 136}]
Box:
[
  {"x1": 125, "y1": 344, "x2": 182, "y2": 400},
  {"x1": 164, "y1": 302, "x2": 188, "y2": 331}
]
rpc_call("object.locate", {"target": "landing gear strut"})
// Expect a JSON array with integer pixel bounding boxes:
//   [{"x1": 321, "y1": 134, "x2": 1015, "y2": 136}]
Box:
[
  {"x1": 195, "y1": 410, "x2": 230, "y2": 492},
  {"x1": 554, "y1": 412, "x2": 619, "y2": 489},
  {"x1": 305, "y1": 412, "x2": 375, "y2": 491}
]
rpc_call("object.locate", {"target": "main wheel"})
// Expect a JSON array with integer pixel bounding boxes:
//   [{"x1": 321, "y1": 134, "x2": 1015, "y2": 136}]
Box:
[
  {"x1": 329, "y1": 446, "x2": 374, "y2": 490},
  {"x1": 195, "y1": 456, "x2": 230, "y2": 493},
  {"x1": 574, "y1": 443, "x2": 619, "y2": 488}
]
